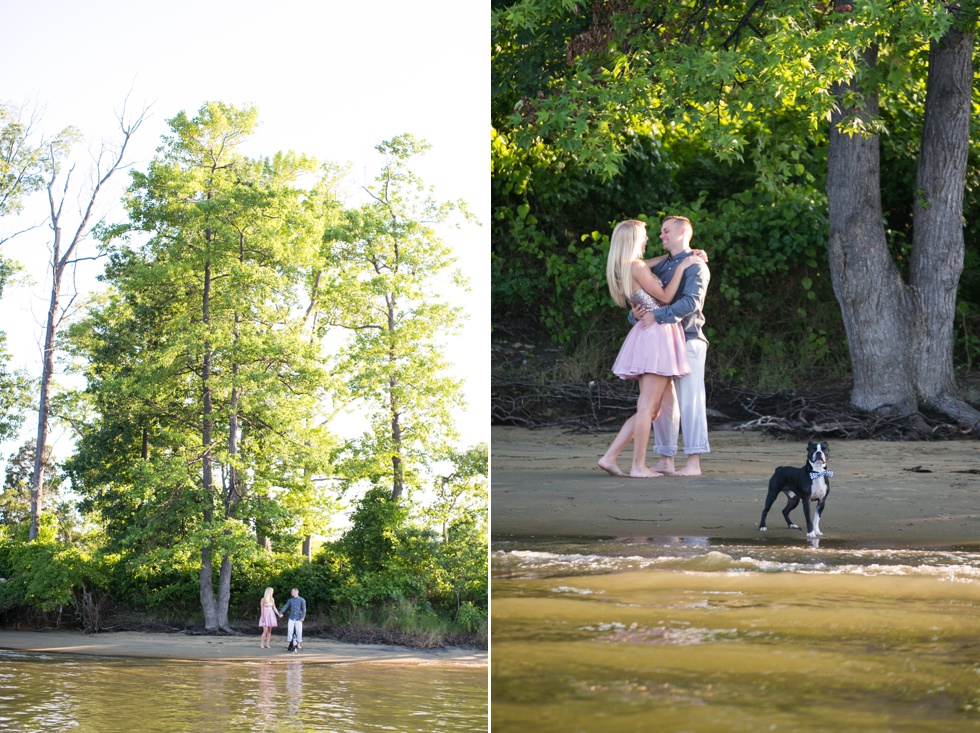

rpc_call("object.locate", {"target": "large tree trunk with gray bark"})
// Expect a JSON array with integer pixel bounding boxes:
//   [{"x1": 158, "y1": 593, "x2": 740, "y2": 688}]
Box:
[
  {"x1": 908, "y1": 26, "x2": 976, "y2": 424},
  {"x1": 827, "y1": 28, "x2": 980, "y2": 428}
]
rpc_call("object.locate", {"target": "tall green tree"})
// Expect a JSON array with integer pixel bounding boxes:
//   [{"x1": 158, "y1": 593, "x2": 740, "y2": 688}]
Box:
[
  {"x1": 67, "y1": 102, "x2": 337, "y2": 631},
  {"x1": 493, "y1": 0, "x2": 980, "y2": 423},
  {"x1": 322, "y1": 135, "x2": 473, "y2": 500}
]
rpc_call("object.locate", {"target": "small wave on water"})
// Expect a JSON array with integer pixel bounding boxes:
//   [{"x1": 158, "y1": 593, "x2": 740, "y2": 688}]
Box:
[
  {"x1": 493, "y1": 536, "x2": 980, "y2": 732},
  {"x1": 492, "y1": 536, "x2": 980, "y2": 582}
]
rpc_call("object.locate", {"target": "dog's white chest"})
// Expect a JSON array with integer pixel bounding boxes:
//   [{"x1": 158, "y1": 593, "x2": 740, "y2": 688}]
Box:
[{"x1": 810, "y1": 477, "x2": 828, "y2": 501}]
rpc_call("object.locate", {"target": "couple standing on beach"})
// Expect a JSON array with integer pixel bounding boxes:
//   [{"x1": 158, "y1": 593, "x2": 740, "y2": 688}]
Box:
[
  {"x1": 259, "y1": 587, "x2": 307, "y2": 649},
  {"x1": 598, "y1": 216, "x2": 711, "y2": 479}
]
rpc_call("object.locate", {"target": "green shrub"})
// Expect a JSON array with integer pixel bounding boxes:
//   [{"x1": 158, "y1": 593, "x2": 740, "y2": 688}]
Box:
[{"x1": 454, "y1": 601, "x2": 487, "y2": 634}]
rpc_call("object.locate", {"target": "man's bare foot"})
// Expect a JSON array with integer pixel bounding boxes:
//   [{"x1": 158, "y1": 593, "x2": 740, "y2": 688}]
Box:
[
  {"x1": 650, "y1": 459, "x2": 676, "y2": 474},
  {"x1": 671, "y1": 465, "x2": 701, "y2": 476},
  {"x1": 671, "y1": 456, "x2": 702, "y2": 477},
  {"x1": 597, "y1": 459, "x2": 626, "y2": 477},
  {"x1": 629, "y1": 468, "x2": 664, "y2": 478}
]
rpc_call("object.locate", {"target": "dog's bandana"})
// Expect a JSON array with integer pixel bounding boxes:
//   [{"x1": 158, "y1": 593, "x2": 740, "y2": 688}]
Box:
[{"x1": 809, "y1": 470, "x2": 833, "y2": 480}]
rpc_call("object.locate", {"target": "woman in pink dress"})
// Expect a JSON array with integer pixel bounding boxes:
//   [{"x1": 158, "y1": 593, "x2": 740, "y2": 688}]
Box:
[
  {"x1": 259, "y1": 587, "x2": 283, "y2": 648},
  {"x1": 600, "y1": 219, "x2": 697, "y2": 478}
]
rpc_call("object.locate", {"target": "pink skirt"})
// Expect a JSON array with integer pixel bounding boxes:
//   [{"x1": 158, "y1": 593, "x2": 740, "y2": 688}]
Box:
[
  {"x1": 259, "y1": 605, "x2": 278, "y2": 628},
  {"x1": 612, "y1": 320, "x2": 690, "y2": 379}
]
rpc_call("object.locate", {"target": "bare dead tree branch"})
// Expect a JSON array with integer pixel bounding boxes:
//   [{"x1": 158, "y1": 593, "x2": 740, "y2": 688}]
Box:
[{"x1": 28, "y1": 100, "x2": 150, "y2": 541}]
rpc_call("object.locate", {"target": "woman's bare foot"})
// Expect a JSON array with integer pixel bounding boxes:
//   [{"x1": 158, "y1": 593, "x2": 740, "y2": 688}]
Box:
[
  {"x1": 597, "y1": 459, "x2": 626, "y2": 477},
  {"x1": 629, "y1": 468, "x2": 663, "y2": 478}
]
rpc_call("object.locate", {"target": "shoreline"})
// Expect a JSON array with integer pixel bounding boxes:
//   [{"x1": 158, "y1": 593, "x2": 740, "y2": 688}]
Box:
[
  {"x1": 0, "y1": 629, "x2": 487, "y2": 666},
  {"x1": 491, "y1": 426, "x2": 980, "y2": 548}
]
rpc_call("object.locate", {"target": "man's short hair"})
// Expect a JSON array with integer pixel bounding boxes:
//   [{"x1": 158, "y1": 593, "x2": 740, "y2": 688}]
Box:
[{"x1": 665, "y1": 215, "x2": 693, "y2": 233}]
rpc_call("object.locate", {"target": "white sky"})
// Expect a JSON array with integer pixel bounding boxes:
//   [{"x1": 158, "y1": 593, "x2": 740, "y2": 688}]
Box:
[{"x1": 0, "y1": 0, "x2": 490, "y2": 472}]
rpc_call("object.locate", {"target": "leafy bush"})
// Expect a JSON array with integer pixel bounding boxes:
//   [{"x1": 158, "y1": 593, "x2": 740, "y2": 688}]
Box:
[{"x1": 0, "y1": 519, "x2": 111, "y2": 629}]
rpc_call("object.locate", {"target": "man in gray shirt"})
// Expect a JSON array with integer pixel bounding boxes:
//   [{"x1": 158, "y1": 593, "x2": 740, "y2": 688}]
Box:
[
  {"x1": 279, "y1": 588, "x2": 306, "y2": 649},
  {"x1": 642, "y1": 216, "x2": 710, "y2": 476},
  {"x1": 599, "y1": 216, "x2": 710, "y2": 477}
]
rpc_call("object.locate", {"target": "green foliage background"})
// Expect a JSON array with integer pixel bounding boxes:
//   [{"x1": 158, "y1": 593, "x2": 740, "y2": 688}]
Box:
[
  {"x1": 491, "y1": 0, "x2": 980, "y2": 390},
  {"x1": 0, "y1": 490, "x2": 488, "y2": 639}
]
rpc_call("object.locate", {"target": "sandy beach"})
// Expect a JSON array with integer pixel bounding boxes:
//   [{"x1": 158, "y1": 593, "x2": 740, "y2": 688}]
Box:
[
  {"x1": 491, "y1": 426, "x2": 980, "y2": 547},
  {"x1": 0, "y1": 629, "x2": 487, "y2": 666}
]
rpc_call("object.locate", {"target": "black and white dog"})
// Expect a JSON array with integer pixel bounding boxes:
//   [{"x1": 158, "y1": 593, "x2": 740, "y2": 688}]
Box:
[{"x1": 759, "y1": 440, "x2": 832, "y2": 539}]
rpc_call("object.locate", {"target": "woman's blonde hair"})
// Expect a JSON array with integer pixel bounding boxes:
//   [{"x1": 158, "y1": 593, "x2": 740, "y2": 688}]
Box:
[
  {"x1": 606, "y1": 220, "x2": 647, "y2": 308},
  {"x1": 263, "y1": 587, "x2": 274, "y2": 605}
]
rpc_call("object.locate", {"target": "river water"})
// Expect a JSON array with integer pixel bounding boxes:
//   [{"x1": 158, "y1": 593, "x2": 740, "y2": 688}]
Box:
[
  {"x1": 0, "y1": 654, "x2": 487, "y2": 732},
  {"x1": 492, "y1": 536, "x2": 980, "y2": 732}
]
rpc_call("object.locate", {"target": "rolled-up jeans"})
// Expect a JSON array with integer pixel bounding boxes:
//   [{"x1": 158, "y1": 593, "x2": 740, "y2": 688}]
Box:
[
  {"x1": 653, "y1": 339, "x2": 710, "y2": 456},
  {"x1": 287, "y1": 618, "x2": 303, "y2": 644}
]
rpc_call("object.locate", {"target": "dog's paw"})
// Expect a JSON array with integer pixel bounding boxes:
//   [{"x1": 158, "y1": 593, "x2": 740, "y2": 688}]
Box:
[
  {"x1": 759, "y1": 526, "x2": 767, "y2": 532},
  {"x1": 788, "y1": 523, "x2": 800, "y2": 530},
  {"x1": 806, "y1": 531, "x2": 823, "y2": 538}
]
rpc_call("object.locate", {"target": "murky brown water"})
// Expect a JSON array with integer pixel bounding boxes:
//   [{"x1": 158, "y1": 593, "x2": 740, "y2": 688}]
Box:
[
  {"x1": 492, "y1": 537, "x2": 980, "y2": 732},
  {"x1": 0, "y1": 655, "x2": 487, "y2": 732}
]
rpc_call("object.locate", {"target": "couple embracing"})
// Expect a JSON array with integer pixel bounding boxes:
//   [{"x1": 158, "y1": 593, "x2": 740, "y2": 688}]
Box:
[{"x1": 598, "y1": 216, "x2": 710, "y2": 479}]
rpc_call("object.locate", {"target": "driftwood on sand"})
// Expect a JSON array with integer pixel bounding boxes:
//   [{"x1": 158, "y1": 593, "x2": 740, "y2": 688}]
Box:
[{"x1": 491, "y1": 378, "x2": 979, "y2": 441}]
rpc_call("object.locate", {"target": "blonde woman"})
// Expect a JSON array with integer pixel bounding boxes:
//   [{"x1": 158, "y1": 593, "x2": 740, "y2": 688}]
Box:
[
  {"x1": 259, "y1": 587, "x2": 283, "y2": 648},
  {"x1": 599, "y1": 219, "x2": 696, "y2": 478}
]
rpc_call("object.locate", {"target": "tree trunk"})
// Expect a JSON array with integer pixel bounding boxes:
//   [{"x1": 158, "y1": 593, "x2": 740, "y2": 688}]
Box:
[
  {"x1": 387, "y1": 292, "x2": 404, "y2": 500},
  {"x1": 30, "y1": 174, "x2": 67, "y2": 541},
  {"x1": 217, "y1": 554, "x2": 233, "y2": 630},
  {"x1": 29, "y1": 259, "x2": 59, "y2": 540},
  {"x1": 908, "y1": 26, "x2": 980, "y2": 426},
  {"x1": 216, "y1": 277, "x2": 244, "y2": 630},
  {"x1": 200, "y1": 256, "x2": 220, "y2": 631},
  {"x1": 828, "y1": 45, "x2": 916, "y2": 416},
  {"x1": 199, "y1": 545, "x2": 219, "y2": 629},
  {"x1": 827, "y1": 38, "x2": 980, "y2": 427},
  {"x1": 391, "y1": 406, "x2": 404, "y2": 500},
  {"x1": 217, "y1": 386, "x2": 240, "y2": 631}
]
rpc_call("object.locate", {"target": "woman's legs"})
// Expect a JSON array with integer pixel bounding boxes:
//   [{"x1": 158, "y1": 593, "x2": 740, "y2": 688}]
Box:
[
  {"x1": 630, "y1": 373, "x2": 668, "y2": 477},
  {"x1": 598, "y1": 415, "x2": 634, "y2": 476},
  {"x1": 598, "y1": 375, "x2": 673, "y2": 478}
]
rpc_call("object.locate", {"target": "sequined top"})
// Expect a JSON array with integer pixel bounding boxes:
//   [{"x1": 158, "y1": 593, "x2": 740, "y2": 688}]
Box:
[{"x1": 630, "y1": 287, "x2": 666, "y2": 312}]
